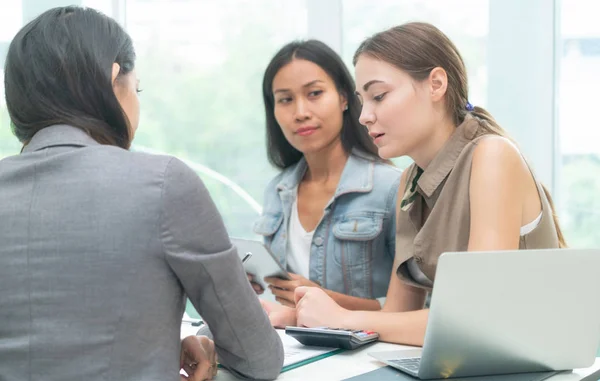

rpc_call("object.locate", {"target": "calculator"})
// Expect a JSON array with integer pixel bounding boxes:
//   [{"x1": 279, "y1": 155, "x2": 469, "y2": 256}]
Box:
[{"x1": 285, "y1": 326, "x2": 379, "y2": 350}]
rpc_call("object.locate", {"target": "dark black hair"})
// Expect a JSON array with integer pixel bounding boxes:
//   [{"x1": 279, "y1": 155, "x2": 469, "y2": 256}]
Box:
[
  {"x1": 4, "y1": 6, "x2": 136, "y2": 149},
  {"x1": 262, "y1": 39, "x2": 380, "y2": 169}
]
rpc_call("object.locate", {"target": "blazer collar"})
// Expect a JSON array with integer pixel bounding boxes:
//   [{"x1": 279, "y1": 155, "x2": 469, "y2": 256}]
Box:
[{"x1": 21, "y1": 125, "x2": 100, "y2": 153}]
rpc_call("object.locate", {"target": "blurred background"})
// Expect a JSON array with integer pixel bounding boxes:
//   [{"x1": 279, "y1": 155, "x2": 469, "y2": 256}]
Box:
[{"x1": 1, "y1": 0, "x2": 598, "y2": 249}]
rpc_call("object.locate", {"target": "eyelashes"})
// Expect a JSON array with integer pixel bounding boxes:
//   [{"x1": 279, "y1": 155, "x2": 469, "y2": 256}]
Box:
[
  {"x1": 275, "y1": 90, "x2": 324, "y2": 104},
  {"x1": 373, "y1": 92, "x2": 387, "y2": 102}
]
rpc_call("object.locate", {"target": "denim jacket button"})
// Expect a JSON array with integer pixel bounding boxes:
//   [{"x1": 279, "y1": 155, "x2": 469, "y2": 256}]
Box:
[{"x1": 313, "y1": 237, "x2": 324, "y2": 246}]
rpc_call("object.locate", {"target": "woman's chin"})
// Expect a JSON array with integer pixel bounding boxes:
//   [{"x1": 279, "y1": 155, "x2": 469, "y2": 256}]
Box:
[{"x1": 377, "y1": 145, "x2": 400, "y2": 160}]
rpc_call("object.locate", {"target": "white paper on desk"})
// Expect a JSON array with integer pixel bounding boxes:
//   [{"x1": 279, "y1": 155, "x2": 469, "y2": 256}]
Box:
[
  {"x1": 277, "y1": 329, "x2": 338, "y2": 367},
  {"x1": 179, "y1": 326, "x2": 336, "y2": 367}
]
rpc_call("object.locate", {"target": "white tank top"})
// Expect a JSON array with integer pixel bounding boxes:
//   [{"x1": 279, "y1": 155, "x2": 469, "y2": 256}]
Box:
[{"x1": 286, "y1": 198, "x2": 314, "y2": 278}]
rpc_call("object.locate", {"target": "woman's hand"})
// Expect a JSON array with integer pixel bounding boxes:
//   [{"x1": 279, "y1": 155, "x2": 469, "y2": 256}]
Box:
[
  {"x1": 264, "y1": 273, "x2": 320, "y2": 307},
  {"x1": 259, "y1": 298, "x2": 297, "y2": 328},
  {"x1": 295, "y1": 287, "x2": 349, "y2": 328},
  {"x1": 180, "y1": 335, "x2": 218, "y2": 381},
  {"x1": 247, "y1": 273, "x2": 264, "y2": 294}
]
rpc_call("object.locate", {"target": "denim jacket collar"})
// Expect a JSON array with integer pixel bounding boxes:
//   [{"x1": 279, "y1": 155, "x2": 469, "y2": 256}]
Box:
[{"x1": 275, "y1": 149, "x2": 375, "y2": 200}]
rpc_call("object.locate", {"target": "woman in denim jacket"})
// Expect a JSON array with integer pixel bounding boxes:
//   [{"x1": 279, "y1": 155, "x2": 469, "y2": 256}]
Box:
[{"x1": 253, "y1": 40, "x2": 402, "y2": 319}]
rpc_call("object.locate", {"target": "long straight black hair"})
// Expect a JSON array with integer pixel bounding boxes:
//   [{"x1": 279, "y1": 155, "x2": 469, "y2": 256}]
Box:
[
  {"x1": 4, "y1": 6, "x2": 136, "y2": 149},
  {"x1": 262, "y1": 40, "x2": 380, "y2": 170}
]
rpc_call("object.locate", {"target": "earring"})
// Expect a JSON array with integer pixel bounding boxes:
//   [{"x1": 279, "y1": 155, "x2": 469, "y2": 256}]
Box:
[{"x1": 343, "y1": 104, "x2": 348, "y2": 111}]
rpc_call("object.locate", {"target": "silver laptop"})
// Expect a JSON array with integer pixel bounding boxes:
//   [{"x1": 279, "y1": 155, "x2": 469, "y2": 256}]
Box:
[{"x1": 370, "y1": 249, "x2": 600, "y2": 379}]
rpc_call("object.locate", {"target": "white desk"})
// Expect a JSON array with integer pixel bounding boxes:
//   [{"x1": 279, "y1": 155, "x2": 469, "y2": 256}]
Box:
[
  {"x1": 262, "y1": 344, "x2": 600, "y2": 381},
  {"x1": 181, "y1": 323, "x2": 600, "y2": 381}
]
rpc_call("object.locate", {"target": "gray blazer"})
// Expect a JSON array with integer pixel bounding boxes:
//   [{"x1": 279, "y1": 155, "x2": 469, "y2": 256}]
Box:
[{"x1": 0, "y1": 125, "x2": 283, "y2": 381}]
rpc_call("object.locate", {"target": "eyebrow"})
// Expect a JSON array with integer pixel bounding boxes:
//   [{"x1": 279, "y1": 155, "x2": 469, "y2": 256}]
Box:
[
  {"x1": 273, "y1": 79, "x2": 325, "y2": 94},
  {"x1": 356, "y1": 80, "x2": 384, "y2": 94}
]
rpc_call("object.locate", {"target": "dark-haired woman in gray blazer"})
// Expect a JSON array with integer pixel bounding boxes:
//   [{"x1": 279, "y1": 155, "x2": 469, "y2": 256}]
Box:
[{"x1": 0, "y1": 6, "x2": 282, "y2": 381}]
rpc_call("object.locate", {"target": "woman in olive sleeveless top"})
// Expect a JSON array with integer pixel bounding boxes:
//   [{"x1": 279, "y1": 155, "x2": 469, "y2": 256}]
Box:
[{"x1": 265, "y1": 22, "x2": 566, "y2": 347}]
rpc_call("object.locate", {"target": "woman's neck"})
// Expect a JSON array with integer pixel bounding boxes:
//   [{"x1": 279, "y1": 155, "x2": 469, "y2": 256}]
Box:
[
  {"x1": 303, "y1": 138, "x2": 348, "y2": 184},
  {"x1": 411, "y1": 118, "x2": 456, "y2": 169}
]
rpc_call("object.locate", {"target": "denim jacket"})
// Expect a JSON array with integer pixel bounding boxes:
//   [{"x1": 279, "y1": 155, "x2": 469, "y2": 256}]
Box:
[{"x1": 253, "y1": 150, "x2": 402, "y2": 299}]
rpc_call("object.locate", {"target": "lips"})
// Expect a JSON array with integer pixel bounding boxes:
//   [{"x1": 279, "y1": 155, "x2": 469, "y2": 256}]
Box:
[
  {"x1": 368, "y1": 131, "x2": 385, "y2": 145},
  {"x1": 296, "y1": 126, "x2": 318, "y2": 136}
]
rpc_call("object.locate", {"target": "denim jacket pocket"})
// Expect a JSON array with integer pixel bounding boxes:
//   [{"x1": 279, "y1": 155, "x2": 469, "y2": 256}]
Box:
[{"x1": 332, "y1": 212, "x2": 384, "y2": 268}]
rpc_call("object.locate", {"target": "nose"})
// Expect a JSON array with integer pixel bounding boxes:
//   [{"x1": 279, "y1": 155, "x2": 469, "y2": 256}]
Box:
[
  {"x1": 359, "y1": 105, "x2": 376, "y2": 128},
  {"x1": 294, "y1": 97, "x2": 311, "y2": 122}
]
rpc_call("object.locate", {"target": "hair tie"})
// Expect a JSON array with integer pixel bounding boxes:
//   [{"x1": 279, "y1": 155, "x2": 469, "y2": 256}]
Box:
[{"x1": 465, "y1": 102, "x2": 474, "y2": 111}]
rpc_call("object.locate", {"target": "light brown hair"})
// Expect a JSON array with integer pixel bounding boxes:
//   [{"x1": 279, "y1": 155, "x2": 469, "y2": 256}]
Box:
[{"x1": 354, "y1": 22, "x2": 566, "y2": 247}]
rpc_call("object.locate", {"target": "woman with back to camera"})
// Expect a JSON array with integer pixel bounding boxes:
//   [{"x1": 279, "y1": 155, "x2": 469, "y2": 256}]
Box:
[
  {"x1": 253, "y1": 40, "x2": 402, "y2": 325},
  {"x1": 278, "y1": 22, "x2": 566, "y2": 345},
  {"x1": 0, "y1": 6, "x2": 282, "y2": 381}
]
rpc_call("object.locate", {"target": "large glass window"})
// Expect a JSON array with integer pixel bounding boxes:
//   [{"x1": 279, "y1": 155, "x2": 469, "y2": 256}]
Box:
[
  {"x1": 558, "y1": 0, "x2": 600, "y2": 248},
  {"x1": 126, "y1": 0, "x2": 307, "y2": 238}
]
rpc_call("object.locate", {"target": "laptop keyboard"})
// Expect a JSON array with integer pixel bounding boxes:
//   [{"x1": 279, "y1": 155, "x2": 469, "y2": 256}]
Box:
[{"x1": 389, "y1": 357, "x2": 421, "y2": 372}]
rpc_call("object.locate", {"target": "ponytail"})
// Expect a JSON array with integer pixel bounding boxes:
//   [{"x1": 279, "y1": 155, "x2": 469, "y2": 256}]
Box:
[{"x1": 541, "y1": 184, "x2": 568, "y2": 248}]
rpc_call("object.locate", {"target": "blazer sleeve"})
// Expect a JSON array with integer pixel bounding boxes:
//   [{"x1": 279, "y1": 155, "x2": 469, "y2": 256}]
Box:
[{"x1": 160, "y1": 158, "x2": 283, "y2": 380}]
